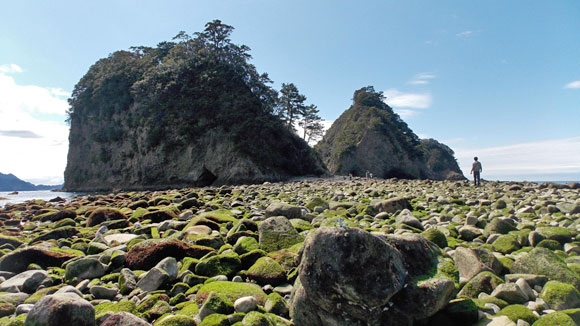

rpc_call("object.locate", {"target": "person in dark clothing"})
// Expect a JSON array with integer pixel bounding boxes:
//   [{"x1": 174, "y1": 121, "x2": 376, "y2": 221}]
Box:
[{"x1": 470, "y1": 157, "x2": 482, "y2": 186}]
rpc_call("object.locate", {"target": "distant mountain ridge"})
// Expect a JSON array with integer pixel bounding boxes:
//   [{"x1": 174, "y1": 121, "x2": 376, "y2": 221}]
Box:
[{"x1": 0, "y1": 173, "x2": 61, "y2": 191}]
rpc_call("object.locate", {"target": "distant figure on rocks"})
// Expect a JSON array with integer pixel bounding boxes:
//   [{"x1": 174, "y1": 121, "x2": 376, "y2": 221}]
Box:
[
  {"x1": 470, "y1": 156, "x2": 482, "y2": 186},
  {"x1": 365, "y1": 170, "x2": 370, "y2": 179}
]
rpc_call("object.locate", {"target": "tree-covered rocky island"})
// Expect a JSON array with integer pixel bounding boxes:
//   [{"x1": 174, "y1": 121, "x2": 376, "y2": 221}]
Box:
[
  {"x1": 64, "y1": 20, "x2": 326, "y2": 192},
  {"x1": 315, "y1": 86, "x2": 465, "y2": 180}
]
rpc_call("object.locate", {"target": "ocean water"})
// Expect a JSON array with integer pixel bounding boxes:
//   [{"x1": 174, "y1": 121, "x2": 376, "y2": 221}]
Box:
[{"x1": 0, "y1": 190, "x2": 80, "y2": 207}]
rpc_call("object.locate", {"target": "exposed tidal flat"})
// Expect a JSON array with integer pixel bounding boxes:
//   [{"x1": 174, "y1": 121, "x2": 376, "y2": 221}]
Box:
[{"x1": 0, "y1": 179, "x2": 579, "y2": 326}]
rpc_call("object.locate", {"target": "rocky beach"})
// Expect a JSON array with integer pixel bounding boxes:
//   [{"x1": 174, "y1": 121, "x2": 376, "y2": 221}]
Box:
[{"x1": 0, "y1": 178, "x2": 578, "y2": 326}]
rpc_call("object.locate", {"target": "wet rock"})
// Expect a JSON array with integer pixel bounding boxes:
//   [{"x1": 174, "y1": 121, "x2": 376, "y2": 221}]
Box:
[{"x1": 0, "y1": 270, "x2": 47, "y2": 293}]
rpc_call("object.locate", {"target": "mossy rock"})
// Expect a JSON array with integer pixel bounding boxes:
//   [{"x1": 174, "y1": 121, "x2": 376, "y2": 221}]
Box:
[
  {"x1": 247, "y1": 257, "x2": 287, "y2": 286},
  {"x1": 510, "y1": 247, "x2": 580, "y2": 289},
  {"x1": 200, "y1": 291, "x2": 234, "y2": 317},
  {"x1": 560, "y1": 308, "x2": 580, "y2": 325},
  {"x1": 537, "y1": 239, "x2": 564, "y2": 251},
  {"x1": 144, "y1": 300, "x2": 171, "y2": 320},
  {"x1": 458, "y1": 271, "x2": 504, "y2": 298},
  {"x1": 536, "y1": 227, "x2": 576, "y2": 245},
  {"x1": 440, "y1": 298, "x2": 479, "y2": 325},
  {"x1": 94, "y1": 300, "x2": 137, "y2": 321},
  {"x1": 199, "y1": 313, "x2": 230, "y2": 326},
  {"x1": 204, "y1": 209, "x2": 239, "y2": 222},
  {"x1": 422, "y1": 228, "x2": 448, "y2": 249},
  {"x1": 234, "y1": 237, "x2": 260, "y2": 255},
  {"x1": 155, "y1": 314, "x2": 197, "y2": 326},
  {"x1": 195, "y1": 251, "x2": 241, "y2": 278},
  {"x1": 264, "y1": 292, "x2": 289, "y2": 317},
  {"x1": 305, "y1": 197, "x2": 327, "y2": 211},
  {"x1": 289, "y1": 219, "x2": 313, "y2": 233},
  {"x1": 540, "y1": 280, "x2": 580, "y2": 310},
  {"x1": 24, "y1": 284, "x2": 64, "y2": 304},
  {"x1": 484, "y1": 218, "x2": 517, "y2": 236},
  {"x1": 195, "y1": 281, "x2": 266, "y2": 305},
  {"x1": 175, "y1": 302, "x2": 200, "y2": 318},
  {"x1": 258, "y1": 216, "x2": 304, "y2": 252},
  {"x1": 496, "y1": 304, "x2": 538, "y2": 324},
  {"x1": 266, "y1": 248, "x2": 299, "y2": 270},
  {"x1": 472, "y1": 296, "x2": 509, "y2": 310},
  {"x1": 137, "y1": 294, "x2": 169, "y2": 313},
  {"x1": 492, "y1": 234, "x2": 521, "y2": 254},
  {"x1": 242, "y1": 311, "x2": 273, "y2": 326},
  {"x1": 0, "y1": 303, "x2": 15, "y2": 318},
  {"x1": 532, "y1": 312, "x2": 575, "y2": 326}
]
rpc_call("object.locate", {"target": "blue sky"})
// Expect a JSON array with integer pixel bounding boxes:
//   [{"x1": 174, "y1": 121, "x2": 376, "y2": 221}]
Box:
[{"x1": 1, "y1": 0, "x2": 579, "y2": 184}]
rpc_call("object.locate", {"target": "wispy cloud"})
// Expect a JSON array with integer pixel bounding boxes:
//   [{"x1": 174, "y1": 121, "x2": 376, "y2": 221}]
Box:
[
  {"x1": 383, "y1": 89, "x2": 432, "y2": 109},
  {"x1": 0, "y1": 130, "x2": 42, "y2": 138},
  {"x1": 456, "y1": 30, "x2": 473, "y2": 37},
  {"x1": 0, "y1": 64, "x2": 23, "y2": 73},
  {"x1": 0, "y1": 65, "x2": 69, "y2": 185},
  {"x1": 564, "y1": 80, "x2": 580, "y2": 89},
  {"x1": 454, "y1": 137, "x2": 580, "y2": 181},
  {"x1": 408, "y1": 72, "x2": 436, "y2": 85}
]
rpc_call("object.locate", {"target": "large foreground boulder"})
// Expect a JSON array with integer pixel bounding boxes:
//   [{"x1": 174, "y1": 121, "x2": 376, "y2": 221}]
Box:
[{"x1": 290, "y1": 227, "x2": 457, "y2": 326}]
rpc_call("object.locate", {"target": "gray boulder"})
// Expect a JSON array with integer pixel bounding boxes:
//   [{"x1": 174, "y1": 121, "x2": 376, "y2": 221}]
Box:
[
  {"x1": 0, "y1": 270, "x2": 47, "y2": 293},
  {"x1": 265, "y1": 202, "x2": 303, "y2": 219},
  {"x1": 290, "y1": 227, "x2": 406, "y2": 325},
  {"x1": 453, "y1": 247, "x2": 503, "y2": 283},
  {"x1": 64, "y1": 257, "x2": 107, "y2": 281},
  {"x1": 396, "y1": 209, "x2": 424, "y2": 230},
  {"x1": 373, "y1": 197, "x2": 411, "y2": 214},
  {"x1": 25, "y1": 292, "x2": 95, "y2": 326}
]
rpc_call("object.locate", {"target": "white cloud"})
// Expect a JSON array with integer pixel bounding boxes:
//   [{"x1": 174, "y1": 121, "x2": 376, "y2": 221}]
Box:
[
  {"x1": 409, "y1": 72, "x2": 436, "y2": 85},
  {"x1": 564, "y1": 80, "x2": 580, "y2": 89},
  {"x1": 383, "y1": 89, "x2": 432, "y2": 109},
  {"x1": 0, "y1": 64, "x2": 23, "y2": 73},
  {"x1": 456, "y1": 30, "x2": 473, "y2": 37},
  {"x1": 394, "y1": 109, "x2": 417, "y2": 119},
  {"x1": 0, "y1": 67, "x2": 69, "y2": 185},
  {"x1": 454, "y1": 137, "x2": 580, "y2": 181}
]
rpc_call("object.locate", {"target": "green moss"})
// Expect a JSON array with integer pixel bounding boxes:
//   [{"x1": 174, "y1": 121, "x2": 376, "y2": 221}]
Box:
[
  {"x1": 195, "y1": 281, "x2": 266, "y2": 305},
  {"x1": 199, "y1": 314, "x2": 229, "y2": 326},
  {"x1": 305, "y1": 197, "x2": 327, "y2": 211},
  {"x1": 247, "y1": 257, "x2": 287, "y2": 286},
  {"x1": 137, "y1": 294, "x2": 169, "y2": 313},
  {"x1": 540, "y1": 280, "x2": 580, "y2": 310},
  {"x1": 532, "y1": 312, "x2": 575, "y2": 326},
  {"x1": 537, "y1": 239, "x2": 564, "y2": 251},
  {"x1": 48, "y1": 246, "x2": 85, "y2": 257},
  {"x1": 472, "y1": 297, "x2": 509, "y2": 310},
  {"x1": 155, "y1": 314, "x2": 197, "y2": 326},
  {"x1": 560, "y1": 308, "x2": 580, "y2": 325},
  {"x1": 242, "y1": 311, "x2": 273, "y2": 326},
  {"x1": 422, "y1": 228, "x2": 448, "y2": 249},
  {"x1": 195, "y1": 251, "x2": 241, "y2": 278},
  {"x1": 289, "y1": 219, "x2": 313, "y2": 233},
  {"x1": 536, "y1": 227, "x2": 576, "y2": 245},
  {"x1": 233, "y1": 236, "x2": 260, "y2": 255},
  {"x1": 459, "y1": 271, "x2": 504, "y2": 299},
  {"x1": 94, "y1": 300, "x2": 137, "y2": 320},
  {"x1": 492, "y1": 234, "x2": 521, "y2": 254},
  {"x1": 497, "y1": 304, "x2": 538, "y2": 324},
  {"x1": 24, "y1": 284, "x2": 64, "y2": 304},
  {"x1": 175, "y1": 302, "x2": 200, "y2": 318},
  {"x1": 101, "y1": 272, "x2": 120, "y2": 283}
]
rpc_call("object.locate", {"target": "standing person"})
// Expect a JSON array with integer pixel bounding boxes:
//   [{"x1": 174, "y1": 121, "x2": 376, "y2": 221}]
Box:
[{"x1": 470, "y1": 157, "x2": 482, "y2": 186}]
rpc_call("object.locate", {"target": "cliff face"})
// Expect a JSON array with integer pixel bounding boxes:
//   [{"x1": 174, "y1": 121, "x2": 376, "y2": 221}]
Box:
[
  {"x1": 315, "y1": 86, "x2": 464, "y2": 180},
  {"x1": 64, "y1": 23, "x2": 326, "y2": 191}
]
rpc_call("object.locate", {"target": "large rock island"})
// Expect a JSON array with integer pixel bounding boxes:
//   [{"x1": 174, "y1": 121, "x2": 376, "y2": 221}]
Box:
[
  {"x1": 315, "y1": 86, "x2": 465, "y2": 180},
  {"x1": 64, "y1": 21, "x2": 326, "y2": 192}
]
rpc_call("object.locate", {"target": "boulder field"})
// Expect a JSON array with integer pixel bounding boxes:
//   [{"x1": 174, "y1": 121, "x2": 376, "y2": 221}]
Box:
[{"x1": 0, "y1": 178, "x2": 579, "y2": 326}]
